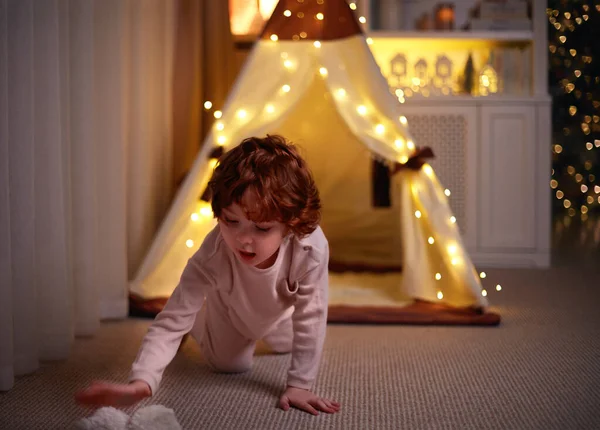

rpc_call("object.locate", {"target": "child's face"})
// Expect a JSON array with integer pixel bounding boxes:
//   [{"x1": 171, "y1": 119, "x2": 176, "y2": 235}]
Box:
[{"x1": 219, "y1": 202, "x2": 287, "y2": 269}]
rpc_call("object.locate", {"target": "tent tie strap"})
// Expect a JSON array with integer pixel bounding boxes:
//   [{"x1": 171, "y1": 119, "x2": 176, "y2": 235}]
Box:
[
  {"x1": 391, "y1": 146, "x2": 435, "y2": 174},
  {"x1": 209, "y1": 145, "x2": 225, "y2": 160}
]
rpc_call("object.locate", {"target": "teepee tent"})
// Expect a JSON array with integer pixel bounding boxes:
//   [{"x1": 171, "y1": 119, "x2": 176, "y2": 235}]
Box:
[{"x1": 129, "y1": 0, "x2": 500, "y2": 325}]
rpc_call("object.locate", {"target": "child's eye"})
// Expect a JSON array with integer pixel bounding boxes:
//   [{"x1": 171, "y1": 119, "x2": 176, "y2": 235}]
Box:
[
  {"x1": 224, "y1": 218, "x2": 238, "y2": 224},
  {"x1": 255, "y1": 226, "x2": 271, "y2": 233}
]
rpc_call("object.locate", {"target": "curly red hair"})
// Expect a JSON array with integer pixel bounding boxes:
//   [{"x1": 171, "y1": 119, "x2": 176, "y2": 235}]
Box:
[{"x1": 208, "y1": 135, "x2": 321, "y2": 237}]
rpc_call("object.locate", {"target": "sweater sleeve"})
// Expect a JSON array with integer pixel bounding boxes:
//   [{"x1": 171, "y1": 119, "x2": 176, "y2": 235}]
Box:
[
  {"x1": 286, "y1": 243, "x2": 329, "y2": 390},
  {"x1": 128, "y1": 251, "x2": 214, "y2": 395}
]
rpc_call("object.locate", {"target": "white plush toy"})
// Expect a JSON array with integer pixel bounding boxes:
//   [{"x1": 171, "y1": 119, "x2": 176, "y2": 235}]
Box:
[{"x1": 74, "y1": 405, "x2": 183, "y2": 430}]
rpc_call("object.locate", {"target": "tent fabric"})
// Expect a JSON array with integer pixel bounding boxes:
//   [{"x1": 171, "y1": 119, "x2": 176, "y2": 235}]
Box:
[
  {"x1": 259, "y1": 0, "x2": 363, "y2": 41},
  {"x1": 129, "y1": 14, "x2": 498, "y2": 325}
]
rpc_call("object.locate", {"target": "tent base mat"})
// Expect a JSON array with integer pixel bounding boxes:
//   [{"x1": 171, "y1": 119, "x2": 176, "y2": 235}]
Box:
[{"x1": 128, "y1": 295, "x2": 500, "y2": 326}]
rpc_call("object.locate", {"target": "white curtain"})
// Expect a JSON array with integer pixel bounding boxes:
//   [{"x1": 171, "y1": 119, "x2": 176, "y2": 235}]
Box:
[{"x1": 0, "y1": 0, "x2": 175, "y2": 391}]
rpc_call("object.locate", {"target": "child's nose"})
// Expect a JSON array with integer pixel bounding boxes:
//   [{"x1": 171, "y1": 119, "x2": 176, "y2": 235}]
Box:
[{"x1": 236, "y1": 230, "x2": 252, "y2": 245}]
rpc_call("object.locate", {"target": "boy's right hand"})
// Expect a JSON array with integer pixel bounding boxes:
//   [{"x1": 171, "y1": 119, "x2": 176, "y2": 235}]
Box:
[{"x1": 75, "y1": 380, "x2": 151, "y2": 408}]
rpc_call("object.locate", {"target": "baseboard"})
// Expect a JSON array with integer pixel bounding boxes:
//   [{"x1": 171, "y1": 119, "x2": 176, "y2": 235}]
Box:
[
  {"x1": 470, "y1": 251, "x2": 551, "y2": 268},
  {"x1": 100, "y1": 297, "x2": 129, "y2": 320}
]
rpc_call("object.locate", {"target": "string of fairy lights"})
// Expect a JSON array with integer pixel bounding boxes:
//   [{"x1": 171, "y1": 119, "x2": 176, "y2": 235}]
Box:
[
  {"x1": 188, "y1": 0, "x2": 501, "y2": 300},
  {"x1": 548, "y1": 2, "x2": 600, "y2": 220}
]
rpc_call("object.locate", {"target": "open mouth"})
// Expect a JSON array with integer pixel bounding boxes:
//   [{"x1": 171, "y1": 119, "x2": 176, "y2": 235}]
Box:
[{"x1": 238, "y1": 250, "x2": 256, "y2": 261}]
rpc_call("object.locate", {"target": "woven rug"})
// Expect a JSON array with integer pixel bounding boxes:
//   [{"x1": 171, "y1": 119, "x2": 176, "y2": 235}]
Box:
[{"x1": 1, "y1": 267, "x2": 599, "y2": 430}]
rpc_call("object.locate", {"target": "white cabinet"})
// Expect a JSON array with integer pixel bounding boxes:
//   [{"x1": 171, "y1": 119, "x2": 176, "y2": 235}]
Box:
[{"x1": 400, "y1": 98, "x2": 551, "y2": 268}]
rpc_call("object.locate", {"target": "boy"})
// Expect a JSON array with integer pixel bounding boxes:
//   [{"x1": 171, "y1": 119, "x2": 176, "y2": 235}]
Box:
[{"x1": 76, "y1": 135, "x2": 340, "y2": 416}]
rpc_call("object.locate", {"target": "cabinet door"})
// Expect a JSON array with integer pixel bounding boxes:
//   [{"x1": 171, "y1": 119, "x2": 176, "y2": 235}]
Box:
[{"x1": 480, "y1": 105, "x2": 536, "y2": 250}]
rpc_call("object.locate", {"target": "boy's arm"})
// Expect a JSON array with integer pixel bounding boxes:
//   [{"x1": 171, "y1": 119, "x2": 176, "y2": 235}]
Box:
[
  {"x1": 128, "y1": 255, "x2": 212, "y2": 395},
  {"x1": 286, "y1": 245, "x2": 329, "y2": 390}
]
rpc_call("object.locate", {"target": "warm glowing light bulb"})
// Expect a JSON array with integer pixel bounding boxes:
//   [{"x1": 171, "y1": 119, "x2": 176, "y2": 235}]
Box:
[
  {"x1": 316, "y1": 13, "x2": 324, "y2": 20},
  {"x1": 217, "y1": 136, "x2": 227, "y2": 145},
  {"x1": 450, "y1": 216, "x2": 457, "y2": 224},
  {"x1": 349, "y1": 2, "x2": 357, "y2": 10},
  {"x1": 191, "y1": 213, "x2": 199, "y2": 221},
  {"x1": 428, "y1": 237, "x2": 435, "y2": 244},
  {"x1": 451, "y1": 258, "x2": 460, "y2": 266},
  {"x1": 480, "y1": 272, "x2": 487, "y2": 279},
  {"x1": 359, "y1": 16, "x2": 366, "y2": 24},
  {"x1": 336, "y1": 88, "x2": 346, "y2": 99},
  {"x1": 435, "y1": 273, "x2": 442, "y2": 280},
  {"x1": 375, "y1": 124, "x2": 385, "y2": 134},
  {"x1": 319, "y1": 67, "x2": 328, "y2": 76},
  {"x1": 444, "y1": 189, "x2": 451, "y2": 196},
  {"x1": 266, "y1": 104, "x2": 275, "y2": 113},
  {"x1": 407, "y1": 140, "x2": 415, "y2": 150},
  {"x1": 481, "y1": 289, "x2": 488, "y2": 297},
  {"x1": 282, "y1": 84, "x2": 291, "y2": 93},
  {"x1": 357, "y1": 105, "x2": 367, "y2": 115},
  {"x1": 215, "y1": 122, "x2": 224, "y2": 131},
  {"x1": 399, "y1": 116, "x2": 408, "y2": 125},
  {"x1": 284, "y1": 60, "x2": 293, "y2": 69},
  {"x1": 214, "y1": 110, "x2": 222, "y2": 119},
  {"x1": 394, "y1": 139, "x2": 404, "y2": 149},
  {"x1": 199, "y1": 207, "x2": 212, "y2": 217},
  {"x1": 400, "y1": 155, "x2": 409, "y2": 164},
  {"x1": 447, "y1": 244, "x2": 457, "y2": 255},
  {"x1": 496, "y1": 284, "x2": 502, "y2": 291},
  {"x1": 203, "y1": 101, "x2": 212, "y2": 110},
  {"x1": 270, "y1": 34, "x2": 278, "y2": 41},
  {"x1": 314, "y1": 41, "x2": 321, "y2": 48},
  {"x1": 236, "y1": 109, "x2": 247, "y2": 119},
  {"x1": 366, "y1": 38, "x2": 373, "y2": 45},
  {"x1": 415, "y1": 210, "x2": 422, "y2": 218},
  {"x1": 186, "y1": 239, "x2": 194, "y2": 248},
  {"x1": 437, "y1": 291, "x2": 444, "y2": 300},
  {"x1": 283, "y1": 10, "x2": 292, "y2": 17},
  {"x1": 423, "y1": 165, "x2": 433, "y2": 176}
]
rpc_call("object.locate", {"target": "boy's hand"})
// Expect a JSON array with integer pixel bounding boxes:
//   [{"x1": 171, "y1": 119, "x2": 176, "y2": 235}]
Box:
[
  {"x1": 279, "y1": 386, "x2": 341, "y2": 415},
  {"x1": 75, "y1": 380, "x2": 151, "y2": 408}
]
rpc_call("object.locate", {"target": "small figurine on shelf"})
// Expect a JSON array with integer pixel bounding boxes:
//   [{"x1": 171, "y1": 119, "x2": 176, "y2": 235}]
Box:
[
  {"x1": 478, "y1": 54, "x2": 499, "y2": 96},
  {"x1": 434, "y1": 3, "x2": 455, "y2": 30},
  {"x1": 434, "y1": 55, "x2": 453, "y2": 95},
  {"x1": 462, "y1": 53, "x2": 475, "y2": 95},
  {"x1": 413, "y1": 58, "x2": 429, "y2": 92},
  {"x1": 415, "y1": 13, "x2": 432, "y2": 31},
  {"x1": 390, "y1": 53, "x2": 408, "y2": 90}
]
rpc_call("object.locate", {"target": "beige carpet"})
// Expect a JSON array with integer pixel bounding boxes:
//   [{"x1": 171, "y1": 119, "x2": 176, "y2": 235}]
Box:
[{"x1": 1, "y1": 266, "x2": 599, "y2": 430}]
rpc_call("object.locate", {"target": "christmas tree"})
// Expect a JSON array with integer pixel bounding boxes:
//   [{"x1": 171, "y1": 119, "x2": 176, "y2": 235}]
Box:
[{"x1": 548, "y1": 1, "x2": 600, "y2": 220}]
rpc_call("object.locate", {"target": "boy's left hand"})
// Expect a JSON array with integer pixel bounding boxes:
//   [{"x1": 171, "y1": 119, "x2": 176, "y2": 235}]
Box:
[{"x1": 279, "y1": 386, "x2": 341, "y2": 415}]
